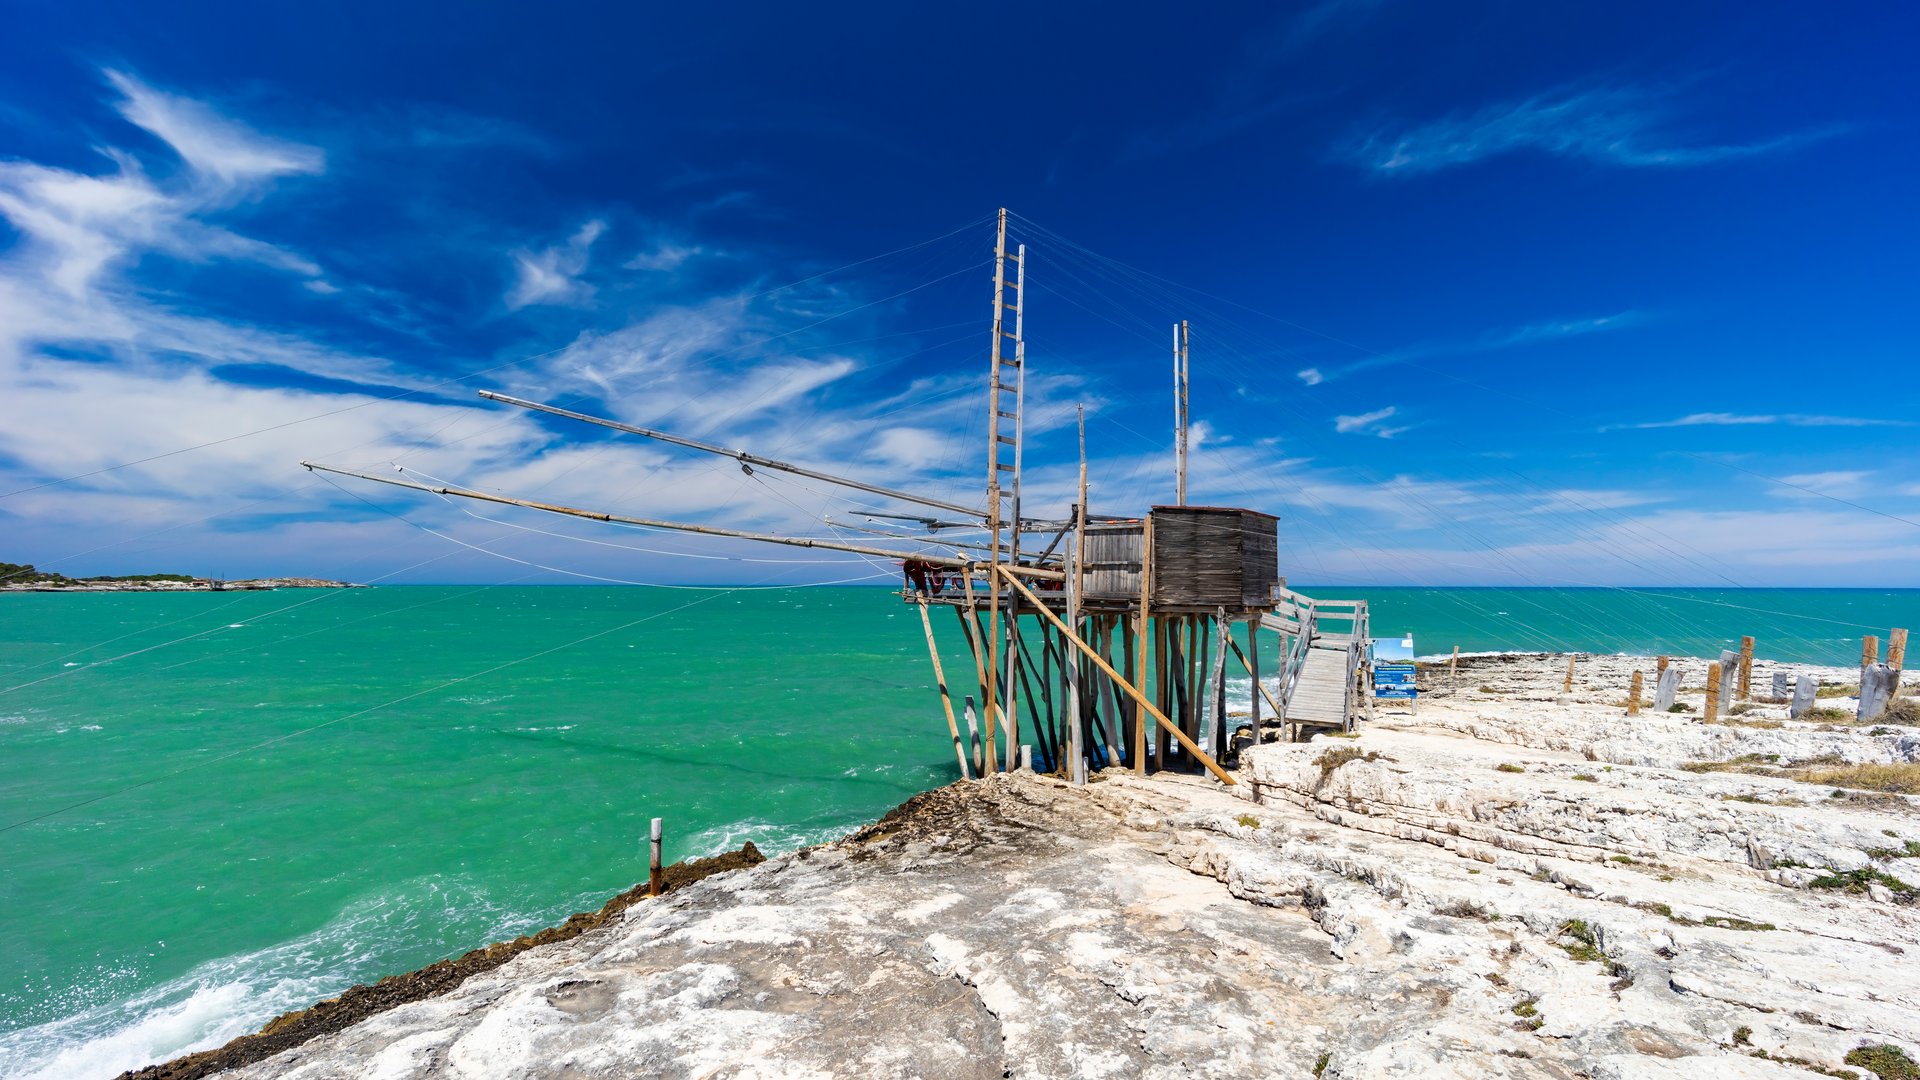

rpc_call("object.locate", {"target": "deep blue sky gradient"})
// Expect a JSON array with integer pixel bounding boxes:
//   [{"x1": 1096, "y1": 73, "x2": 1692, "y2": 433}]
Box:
[{"x1": 1, "y1": 2, "x2": 1916, "y2": 586}]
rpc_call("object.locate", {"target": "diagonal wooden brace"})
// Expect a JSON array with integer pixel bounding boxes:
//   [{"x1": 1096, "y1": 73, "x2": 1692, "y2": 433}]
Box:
[{"x1": 996, "y1": 566, "x2": 1235, "y2": 786}]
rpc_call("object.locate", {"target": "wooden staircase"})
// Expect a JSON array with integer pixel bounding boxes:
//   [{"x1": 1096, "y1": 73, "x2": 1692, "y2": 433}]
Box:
[{"x1": 1260, "y1": 588, "x2": 1371, "y2": 739}]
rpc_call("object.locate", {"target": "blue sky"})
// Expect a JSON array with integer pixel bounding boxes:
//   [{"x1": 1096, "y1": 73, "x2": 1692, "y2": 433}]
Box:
[{"x1": 1, "y1": 1, "x2": 1916, "y2": 587}]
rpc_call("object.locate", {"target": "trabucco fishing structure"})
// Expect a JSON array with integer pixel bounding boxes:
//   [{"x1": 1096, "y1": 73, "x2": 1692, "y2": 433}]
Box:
[{"x1": 304, "y1": 209, "x2": 1375, "y2": 787}]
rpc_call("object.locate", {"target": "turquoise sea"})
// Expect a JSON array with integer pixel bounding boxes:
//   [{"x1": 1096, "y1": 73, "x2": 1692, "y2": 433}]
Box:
[{"x1": 1, "y1": 584, "x2": 1914, "y2": 1077}]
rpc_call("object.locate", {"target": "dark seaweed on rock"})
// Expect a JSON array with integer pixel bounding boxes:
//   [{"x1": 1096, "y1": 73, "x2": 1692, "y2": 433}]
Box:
[{"x1": 122, "y1": 843, "x2": 765, "y2": 1080}]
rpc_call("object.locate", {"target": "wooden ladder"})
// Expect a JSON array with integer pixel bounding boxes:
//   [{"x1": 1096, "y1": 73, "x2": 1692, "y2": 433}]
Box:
[{"x1": 983, "y1": 208, "x2": 1026, "y2": 772}]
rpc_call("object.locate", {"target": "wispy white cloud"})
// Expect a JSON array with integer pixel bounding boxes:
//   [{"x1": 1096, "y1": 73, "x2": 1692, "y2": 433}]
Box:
[
  {"x1": 0, "y1": 154, "x2": 321, "y2": 298},
  {"x1": 1303, "y1": 311, "x2": 1639, "y2": 384},
  {"x1": 107, "y1": 70, "x2": 323, "y2": 188},
  {"x1": 0, "y1": 72, "x2": 327, "y2": 301},
  {"x1": 1768, "y1": 471, "x2": 1876, "y2": 500},
  {"x1": 1333, "y1": 405, "x2": 1405, "y2": 438},
  {"x1": 1601, "y1": 412, "x2": 1911, "y2": 432},
  {"x1": 506, "y1": 220, "x2": 605, "y2": 310},
  {"x1": 1346, "y1": 83, "x2": 1843, "y2": 177},
  {"x1": 624, "y1": 241, "x2": 702, "y2": 272}
]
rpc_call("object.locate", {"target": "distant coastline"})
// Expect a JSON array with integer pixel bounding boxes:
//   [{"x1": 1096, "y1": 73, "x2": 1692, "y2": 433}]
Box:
[
  {"x1": 0, "y1": 561, "x2": 362, "y2": 593},
  {"x1": 1, "y1": 578, "x2": 364, "y2": 592}
]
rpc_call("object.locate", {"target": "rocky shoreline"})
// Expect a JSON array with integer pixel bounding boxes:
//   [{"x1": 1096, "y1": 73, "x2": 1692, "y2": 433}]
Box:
[{"x1": 133, "y1": 652, "x2": 1920, "y2": 1079}]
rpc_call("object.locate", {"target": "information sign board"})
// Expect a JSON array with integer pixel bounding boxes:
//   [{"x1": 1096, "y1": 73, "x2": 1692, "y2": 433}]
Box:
[{"x1": 1375, "y1": 663, "x2": 1418, "y2": 700}]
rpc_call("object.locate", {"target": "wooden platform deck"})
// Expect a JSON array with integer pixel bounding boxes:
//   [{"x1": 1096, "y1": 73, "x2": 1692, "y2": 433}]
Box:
[{"x1": 1286, "y1": 647, "x2": 1353, "y2": 730}]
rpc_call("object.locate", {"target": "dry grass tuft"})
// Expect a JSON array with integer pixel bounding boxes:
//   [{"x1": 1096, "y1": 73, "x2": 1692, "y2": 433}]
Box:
[
  {"x1": 1798, "y1": 763, "x2": 1920, "y2": 795},
  {"x1": 1884, "y1": 698, "x2": 1920, "y2": 726}
]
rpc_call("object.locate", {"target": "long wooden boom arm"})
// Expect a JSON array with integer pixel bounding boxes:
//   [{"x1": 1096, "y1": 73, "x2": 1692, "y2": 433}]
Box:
[
  {"x1": 478, "y1": 391, "x2": 988, "y2": 520},
  {"x1": 300, "y1": 461, "x2": 1065, "y2": 581}
]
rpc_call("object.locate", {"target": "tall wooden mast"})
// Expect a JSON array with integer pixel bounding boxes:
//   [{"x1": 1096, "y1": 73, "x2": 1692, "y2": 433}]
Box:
[
  {"x1": 983, "y1": 209, "x2": 1026, "y2": 773},
  {"x1": 1174, "y1": 319, "x2": 1190, "y2": 505}
]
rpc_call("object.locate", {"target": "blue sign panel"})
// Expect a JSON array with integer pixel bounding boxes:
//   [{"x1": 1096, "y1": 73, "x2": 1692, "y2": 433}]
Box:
[{"x1": 1375, "y1": 663, "x2": 1418, "y2": 700}]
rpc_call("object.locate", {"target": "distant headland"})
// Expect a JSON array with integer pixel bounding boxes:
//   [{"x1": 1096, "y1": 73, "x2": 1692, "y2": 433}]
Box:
[{"x1": 0, "y1": 561, "x2": 362, "y2": 592}]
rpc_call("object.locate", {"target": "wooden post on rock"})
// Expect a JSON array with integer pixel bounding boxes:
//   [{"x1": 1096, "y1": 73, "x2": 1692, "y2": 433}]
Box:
[
  {"x1": 1892, "y1": 628, "x2": 1909, "y2": 699},
  {"x1": 1738, "y1": 636, "x2": 1755, "y2": 701},
  {"x1": 1717, "y1": 649, "x2": 1738, "y2": 715},
  {"x1": 649, "y1": 817, "x2": 664, "y2": 897},
  {"x1": 1790, "y1": 676, "x2": 1816, "y2": 720},
  {"x1": 1860, "y1": 664, "x2": 1897, "y2": 722},
  {"x1": 1654, "y1": 666, "x2": 1679, "y2": 712}
]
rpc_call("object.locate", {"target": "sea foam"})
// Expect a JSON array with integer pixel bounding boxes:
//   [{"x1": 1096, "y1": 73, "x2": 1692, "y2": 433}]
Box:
[{"x1": 0, "y1": 877, "x2": 541, "y2": 1080}]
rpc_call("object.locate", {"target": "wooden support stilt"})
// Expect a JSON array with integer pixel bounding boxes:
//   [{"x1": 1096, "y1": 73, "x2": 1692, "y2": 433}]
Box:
[
  {"x1": 1037, "y1": 619, "x2": 1056, "y2": 761},
  {"x1": 1247, "y1": 617, "x2": 1261, "y2": 740},
  {"x1": 916, "y1": 600, "x2": 971, "y2": 780},
  {"x1": 960, "y1": 573, "x2": 997, "y2": 773},
  {"x1": 1705, "y1": 662, "x2": 1722, "y2": 723},
  {"x1": 1169, "y1": 617, "x2": 1187, "y2": 751},
  {"x1": 1014, "y1": 625, "x2": 1057, "y2": 771},
  {"x1": 1003, "y1": 608, "x2": 1022, "y2": 775},
  {"x1": 1627, "y1": 670, "x2": 1643, "y2": 717},
  {"x1": 1096, "y1": 617, "x2": 1121, "y2": 764},
  {"x1": 1122, "y1": 615, "x2": 1139, "y2": 767},
  {"x1": 1067, "y1": 406, "x2": 1088, "y2": 785},
  {"x1": 1188, "y1": 617, "x2": 1203, "y2": 746},
  {"x1": 1210, "y1": 609, "x2": 1230, "y2": 762},
  {"x1": 1738, "y1": 636, "x2": 1755, "y2": 701},
  {"x1": 1133, "y1": 517, "x2": 1154, "y2": 774},
  {"x1": 997, "y1": 567, "x2": 1236, "y2": 785},
  {"x1": 1154, "y1": 618, "x2": 1170, "y2": 770},
  {"x1": 963, "y1": 695, "x2": 983, "y2": 774}
]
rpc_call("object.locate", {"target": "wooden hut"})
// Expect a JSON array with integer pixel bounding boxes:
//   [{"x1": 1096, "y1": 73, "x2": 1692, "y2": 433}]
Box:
[{"x1": 1076, "y1": 508, "x2": 1278, "y2": 614}]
